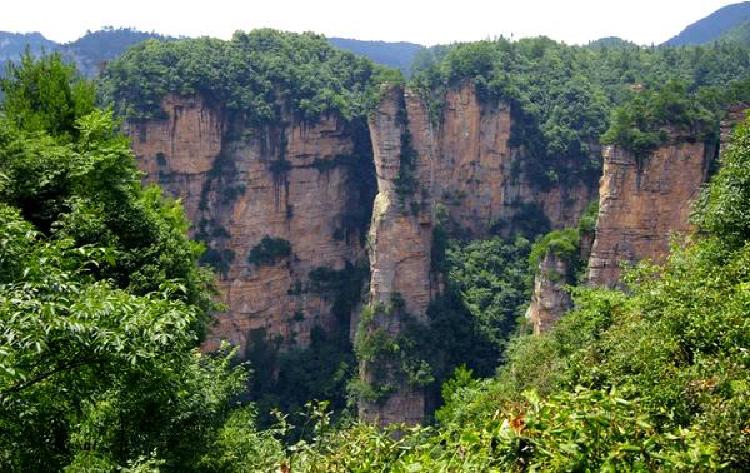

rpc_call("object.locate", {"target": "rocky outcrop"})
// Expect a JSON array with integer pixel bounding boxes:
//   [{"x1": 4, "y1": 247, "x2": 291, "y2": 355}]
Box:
[
  {"x1": 130, "y1": 95, "x2": 374, "y2": 354},
  {"x1": 358, "y1": 86, "x2": 434, "y2": 426},
  {"x1": 131, "y1": 84, "x2": 600, "y2": 426},
  {"x1": 587, "y1": 138, "x2": 713, "y2": 288},
  {"x1": 588, "y1": 106, "x2": 750, "y2": 289},
  {"x1": 526, "y1": 251, "x2": 574, "y2": 335},
  {"x1": 359, "y1": 83, "x2": 599, "y2": 424},
  {"x1": 431, "y1": 84, "x2": 597, "y2": 237}
]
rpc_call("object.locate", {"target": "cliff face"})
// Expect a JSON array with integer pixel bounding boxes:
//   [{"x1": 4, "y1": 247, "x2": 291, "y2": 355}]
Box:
[
  {"x1": 587, "y1": 140, "x2": 712, "y2": 288},
  {"x1": 130, "y1": 94, "x2": 374, "y2": 354},
  {"x1": 433, "y1": 84, "x2": 596, "y2": 237},
  {"x1": 526, "y1": 252, "x2": 574, "y2": 335},
  {"x1": 359, "y1": 84, "x2": 599, "y2": 424},
  {"x1": 130, "y1": 84, "x2": 600, "y2": 426},
  {"x1": 358, "y1": 87, "x2": 434, "y2": 426}
]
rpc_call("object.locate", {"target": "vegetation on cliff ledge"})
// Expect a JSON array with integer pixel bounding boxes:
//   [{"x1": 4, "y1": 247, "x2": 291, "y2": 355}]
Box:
[
  {"x1": 410, "y1": 37, "x2": 750, "y2": 185},
  {"x1": 102, "y1": 29, "x2": 401, "y2": 125}
]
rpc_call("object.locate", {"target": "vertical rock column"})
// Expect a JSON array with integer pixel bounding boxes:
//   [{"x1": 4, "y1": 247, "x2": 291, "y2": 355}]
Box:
[
  {"x1": 526, "y1": 251, "x2": 574, "y2": 335},
  {"x1": 358, "y1": 85, "x2": 434, "y2": 426}
]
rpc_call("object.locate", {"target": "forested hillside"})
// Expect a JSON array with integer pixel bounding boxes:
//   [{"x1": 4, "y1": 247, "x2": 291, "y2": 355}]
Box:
[
  {"x1": 327, "y1": 38, "x2": 424, "y2": 76},
  {"x1": 0, "y1": 27, "x2": 423, "y2": 78},
  {"x1": 0, "y1": 53, "x2": 248, "y2": 471}
]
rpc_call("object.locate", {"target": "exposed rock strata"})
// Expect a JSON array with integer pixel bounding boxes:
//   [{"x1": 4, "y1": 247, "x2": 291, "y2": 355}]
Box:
[
  {"x1": 526, "y1": 252, "x2": 574, "y2": 335},
  {"x1": 360, "y1": 83, "x2": 599, "y2": 424},
  {"x1": 431, "y1": 84, "x2": 596, "y2": 237},
  {"x1": 130, "y1": 94, "x2": 374, "y2": 354},
  {"x1": 358, "y1": 87, "x2": 434, "y2": 426},
  {"x1": 131, "y1": 84, "x2": 602, "y2": 426},
  {"x1": 587, "y1": 139, "x2": 712, "y2": 288}
]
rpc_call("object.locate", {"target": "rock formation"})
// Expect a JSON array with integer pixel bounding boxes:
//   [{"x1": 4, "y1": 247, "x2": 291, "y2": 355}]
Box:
[
  {"x1": 358, "y1": 86, "x2": 434, "y2": 426},
  {"x1": 130, "y1": 84, "x2": 601, "y2": 426},
  {"x1": 526, "y1": 251, "x2": 574, "y2": 335},
  {"x1": 588, "y1": 106, "x2": 749, "y2": 289},
  {"x1": 129, "y1": 94, "x2": 375, "y2": 355},
  {"x1": 359, "y1": 83, "x2": 599, "y2": 424},
  {"x1": 587, "y1": 139, "x2": 712, "y2": 288},
  {"x1": 425, "y1": 84, "x2": 596, "y2": 237}
]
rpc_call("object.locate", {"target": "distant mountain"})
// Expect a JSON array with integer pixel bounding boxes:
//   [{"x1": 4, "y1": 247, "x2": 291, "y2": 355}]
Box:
[
  {"x1": 0, "y1": 31, "x2": 56, "y2": 63},
  {"x1": 328, "y1": 38, "x2": 424, "y2": 76},
  {"x1": 59, "y1": 28, "x2": 165, "y2": 77},
  {"x1": 1, "y1": 29, "x2": 424, "y2": 78},
  {"x1": 665, "y1": 1, "x2": 750, "y2": 46},
  {"x1": 0, "y1": 27, "x2": 164, "y2": 77},
  {"x1": 719, "y1": 19, "x2": 750, "y2": 45}
]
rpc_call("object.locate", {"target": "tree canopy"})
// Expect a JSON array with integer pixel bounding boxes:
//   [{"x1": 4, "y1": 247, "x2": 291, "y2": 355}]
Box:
[
  {"x1": 102, "y1": 29, "x2": 400, "y2": 125},
  {"x1": 0, "y1": 52, "x2": 248, "y2": 472}
]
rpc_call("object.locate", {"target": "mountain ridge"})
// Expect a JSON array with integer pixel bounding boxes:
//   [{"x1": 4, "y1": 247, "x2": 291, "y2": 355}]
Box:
[
  {"x1": 0, "y1": 28, "x2": 425, "y2": 77},
  {"x1": 665, "y1": 1, "x2": 750, "y2": 45}
]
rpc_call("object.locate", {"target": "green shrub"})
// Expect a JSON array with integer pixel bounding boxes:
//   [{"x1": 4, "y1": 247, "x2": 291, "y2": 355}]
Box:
[
  {"x1": 247, "y1": 236, "x2": 291, "y2": 267},
  {"x1": 528, "y1": 228, "x2": 580, "y2": 270}
]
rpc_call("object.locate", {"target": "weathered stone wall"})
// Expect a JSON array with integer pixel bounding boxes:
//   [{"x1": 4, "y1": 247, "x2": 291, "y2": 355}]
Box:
[
  {"x1": 130, "y1": 95, "x2": 374, "y2": 354},
  {"x1": 526, "y1": 252, "x2": 574, "y2": 335},
  {"x1": 587, "y1": 140, "x2": 712, "y2": 288}
]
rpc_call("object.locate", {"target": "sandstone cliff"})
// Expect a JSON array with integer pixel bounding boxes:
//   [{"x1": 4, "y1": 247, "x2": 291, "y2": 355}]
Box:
[
  {"x1": 428, "y1": 84, "x2": 597, "y2": 237},
  {"x1": 587, "y1": 138, "x2": 712, "y2": 288},
  {"x1": 526, "y1": 251, "x2": 574, "y2": 335},
  {"x1": 130, "y1": 84, "x2": 601, "y2": 426},
  {"x1": 359, "y1": 83, "x2": 599, "y2": 424},
  {"x1": 358, "y1": 86, "x2": 434, "y2": 426},
  {"x1": 588, "y1": 105, "x2": 750, "y2": 289},
  {"x1": 130, "y1": 94, "x2": 375, "y2": 355}
]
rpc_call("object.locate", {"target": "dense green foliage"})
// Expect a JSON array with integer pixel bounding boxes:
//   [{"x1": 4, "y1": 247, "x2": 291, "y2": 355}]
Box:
[
  {"x1": 528, "y1": 228, "x2": 580, "y2": 271},
  {"x1": 601, "y1": 79, "x2": 717, "y2": 156},
  {"x1": 0, "y1": 54, "x2": 255, "y2": 471},
  {"x1": 443, "y1": 237, "x2": 532, "y2": 350},
  {"x1": 246, "y1": 236, "x2": 292, "y2": 267},
  {"x1": 103, "y1": 30, "x2": 400, "y2": 125},
  {"x1": 350, "y1": 236, "x2": 533, "y2": 409},
  {"x1": 245, "y1": 262, "x2": 369, "y2": 428},
  {"x1": 2, "y1": 53, "x2": 95, "y2": 138}
]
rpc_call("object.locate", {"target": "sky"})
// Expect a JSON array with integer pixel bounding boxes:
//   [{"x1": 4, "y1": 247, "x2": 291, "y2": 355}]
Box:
[{"x1": 0, "y1": 0, "x2": 743, "y2": 46}]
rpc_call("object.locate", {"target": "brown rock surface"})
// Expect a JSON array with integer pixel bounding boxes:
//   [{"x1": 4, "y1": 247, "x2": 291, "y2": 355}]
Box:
[
  {"x1": 429, "y1": 83, "x2": 597, "y2": 237},
  {"x1": 587, "y1": 141, "x2": 711, "y2": 288},
  {"x1": 526, "y1": 252, "x2": 574, "y2": 335},
  {"x1": 358, "y1": 86, "x2": 433, "y2": 426},
  {"x1": 131, "y1": 84, "x2": 601, "y2": 426},
  {"x1": 130, "y1": 95, "x2": 373, "y2": 354},
  {"x1": 359, "y1": 83, "x2": 599, "y2": 424}
]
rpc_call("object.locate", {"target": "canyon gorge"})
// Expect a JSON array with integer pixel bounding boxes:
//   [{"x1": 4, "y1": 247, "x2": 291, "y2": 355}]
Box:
[{"x1": 126, "y1": 83, "x2": 747, "y2": 424}]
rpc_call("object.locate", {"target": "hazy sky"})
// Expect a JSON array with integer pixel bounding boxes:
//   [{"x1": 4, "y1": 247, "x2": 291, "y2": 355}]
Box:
[{"x1": 1, "y1": 0, "x2": 743, "y2": 45}]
